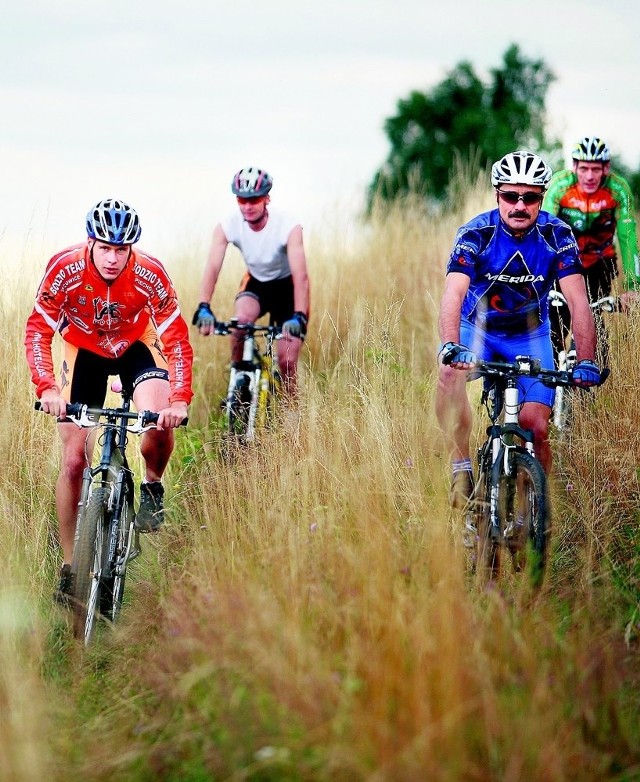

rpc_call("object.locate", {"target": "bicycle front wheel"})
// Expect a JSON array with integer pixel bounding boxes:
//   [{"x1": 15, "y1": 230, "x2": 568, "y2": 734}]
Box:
[
  {"x1": 227, "y1": 373, "x2": 253, "y2": 440},
  {"x1": 502, "y1": 451, "x2": 549, "y2": 586},
  {"x1": 474, "y1": 466, "x2": 499, "y2": 583},
  {"x1": 99, "y1": 478, "x2": 134, "y2": 624},
  {"x1": 72, "y1": 486, "x2": 107, "y2": 644}
]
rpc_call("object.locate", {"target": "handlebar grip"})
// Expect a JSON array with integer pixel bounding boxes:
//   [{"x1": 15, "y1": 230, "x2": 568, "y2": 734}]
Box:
[
  {"x1": 35, "y1": 401, "x2": 83, "y2": 417},
  {"x1": 139, "y1": 413, "x2": 188, "y2": 427}
]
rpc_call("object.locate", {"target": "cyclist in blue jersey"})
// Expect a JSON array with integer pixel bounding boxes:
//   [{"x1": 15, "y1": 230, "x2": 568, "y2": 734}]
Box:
[{"x1": 435, "y1": 150, "x2": 601, "y2": 512}]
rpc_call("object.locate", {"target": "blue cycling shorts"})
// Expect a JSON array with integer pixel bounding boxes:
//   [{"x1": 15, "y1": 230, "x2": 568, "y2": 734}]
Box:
[{"x1": 460, "y1": 321, "x2": 555, "y2": 408}]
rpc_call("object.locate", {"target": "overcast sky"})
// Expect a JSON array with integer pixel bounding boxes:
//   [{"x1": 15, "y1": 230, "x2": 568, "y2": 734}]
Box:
[{"x1": 1, "y1": 0, "x2": 639, "y2": 258}]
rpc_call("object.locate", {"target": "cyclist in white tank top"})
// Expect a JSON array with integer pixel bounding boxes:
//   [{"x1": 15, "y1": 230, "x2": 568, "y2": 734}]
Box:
[
  {"x1": 221, "y1": 208, "x2": 298, "y2": 282},
  {"x1": 192, "y1": 167, "x2": 310, "y2": 397}
]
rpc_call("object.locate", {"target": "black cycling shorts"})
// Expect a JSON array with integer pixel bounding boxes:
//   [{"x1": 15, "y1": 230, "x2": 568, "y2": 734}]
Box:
[
  {"x1": 236, "y1": 273, "x2": 294, "y2": 326},
  {"x1": 60, "y1": 326, "x2": 169, "y2": 407}
]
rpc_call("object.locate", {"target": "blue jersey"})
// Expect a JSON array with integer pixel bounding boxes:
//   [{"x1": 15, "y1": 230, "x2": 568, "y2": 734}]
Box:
[{"x1": 447, "y1": 209, "x2": 583, "y2": 335}]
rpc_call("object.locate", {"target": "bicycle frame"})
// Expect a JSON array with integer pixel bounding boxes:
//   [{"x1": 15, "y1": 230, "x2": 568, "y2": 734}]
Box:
[
  {"x1": 59, "y1": 392, "x2": 158, "y2": 643},
  {"x1": 75, "y1": 392, "x2": 146, "y2": 574},
  {"x1": 475, "y1": 357, "x2": 540, "y2": 537},
  {"x1": 215, "y1": 319, "x2": 282, "y2": 442},
  {"x1": 549, "y1": 289, "x2": 617, "y2": 430},
  {"x1": 467, "y1": 355, "x2": 580, "y2": 585}
]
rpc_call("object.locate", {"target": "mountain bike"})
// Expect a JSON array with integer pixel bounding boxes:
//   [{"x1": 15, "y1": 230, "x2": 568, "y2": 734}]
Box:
[
  {"x1": 213, "y1": 318, "x2": 282, "y2": 446},
  {"x1": 38, "y1": 384, "x2": 170, "y2": 645},
  {"x1": 549, "y1": 289, "x2": 619, "y2": 431},
  {"x1": 462, "y1": 355, "x2": 606, "y2": 587}
]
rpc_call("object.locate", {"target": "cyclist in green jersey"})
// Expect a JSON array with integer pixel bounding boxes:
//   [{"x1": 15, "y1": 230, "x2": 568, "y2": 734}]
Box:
[{"x1": 543, "y1": 136, "x2": 640, "y2": 361}]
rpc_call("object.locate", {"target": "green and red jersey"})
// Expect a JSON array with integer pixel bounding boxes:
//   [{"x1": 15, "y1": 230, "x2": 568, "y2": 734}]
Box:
[{"x1": 543, "y1": 170, "x2": 640, "y2": 289}]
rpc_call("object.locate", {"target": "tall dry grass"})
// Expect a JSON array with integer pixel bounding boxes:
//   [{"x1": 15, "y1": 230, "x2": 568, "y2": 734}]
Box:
[{"x1": 1, "y1": 175, "x2": 639, "y2": 781}]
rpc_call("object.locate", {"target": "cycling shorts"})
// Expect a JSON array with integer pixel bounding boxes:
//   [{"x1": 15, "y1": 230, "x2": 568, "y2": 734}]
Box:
[
  {"x1": 460, "y1": 321, "x2": 555, "y2": 408},
  {"x1": 59, "y1": 322, "x2": 169, "y2": 408},
  {"x1": 236, "y1": 273, "x2": 294, "y2": 327},
  {"x1": 584, "y1": 256, "x2": 618, "y2": 300}
]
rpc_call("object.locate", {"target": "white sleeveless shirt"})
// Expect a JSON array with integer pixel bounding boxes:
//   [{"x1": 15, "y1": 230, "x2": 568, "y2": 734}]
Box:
[{"x1": 221, "y1": 207, "x2": 300, "y2": 282}]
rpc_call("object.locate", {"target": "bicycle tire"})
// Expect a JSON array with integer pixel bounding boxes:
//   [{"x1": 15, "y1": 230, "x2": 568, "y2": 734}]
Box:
[
  {"x1": 475, "y1": 463, "x2": 499, "y2": 583},
  {"x1": 227, "y1": 373, "x2": 253, "y2": 440},
  {"x1": 475, "y1": 450, "x2": 549, "y2": 586},
  {"x1": 503, "y1": 451, "x2": 549, "y2": 586},
  {"x1": 71, "y1": 486, "x2": 107, "y2": 644}
]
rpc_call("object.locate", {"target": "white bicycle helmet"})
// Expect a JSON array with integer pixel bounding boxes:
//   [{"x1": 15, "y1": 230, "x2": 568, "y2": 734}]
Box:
[
  {"x1": 86, "y1": 199, "x2": 141, "y2": 244},
  {"x1": 231, "y1": 167, "x2": 273, "y2": 197},
  {"x1": 571, "y1": 136, "x2": 611, "y2": 162},
  {"x1": 491, "y1": 150, "x2": 552, "y2": 188}
]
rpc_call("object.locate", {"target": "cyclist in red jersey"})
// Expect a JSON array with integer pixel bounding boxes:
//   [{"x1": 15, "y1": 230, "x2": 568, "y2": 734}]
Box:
[
  {"x1": 25, "y1": 199, "x2": 193, "y2": 602},
  {"x1": 543, "y1": 136, "x2": 640, "y2": 362}
]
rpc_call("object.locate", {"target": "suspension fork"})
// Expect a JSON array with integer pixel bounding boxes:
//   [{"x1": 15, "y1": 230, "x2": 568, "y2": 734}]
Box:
[
  {"x1": 226, "y1": 332, "x2": 262, "y2": 438},
  {"x1": 488, "y1": 425, "x2": 504, "y2": 538},
  {"x1": 488, "y1": 431, "x2": 534, "y2": 541},
  {"x1": 503, "y1": 383, "x2": 536, "y2": 456},
  {"x1": 113, "y1": 459, "x2": 140, "y2": 574},
  {"x1": 226, "y1": 333, "x2": 257, "y2": 402},
  {"x1": 246, "y1": 337, "x2": 262, "y2": 436}
]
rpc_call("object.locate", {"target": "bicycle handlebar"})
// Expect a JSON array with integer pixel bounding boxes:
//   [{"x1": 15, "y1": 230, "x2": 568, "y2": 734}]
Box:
[
  {"x1": 213, "y1": 318, "x2": 282, "y2": 337},
  {"x1": 469, "y1": 355, "x2": 610, "y2": 389},
  {"x1": 35, "y1": 402, "x2": 187, "y2": 431}
]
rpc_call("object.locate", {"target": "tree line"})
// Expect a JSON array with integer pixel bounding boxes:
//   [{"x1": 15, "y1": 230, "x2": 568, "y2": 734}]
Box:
[{"x1": 368, "y1": 43, "x2": 640, "y2": 209}]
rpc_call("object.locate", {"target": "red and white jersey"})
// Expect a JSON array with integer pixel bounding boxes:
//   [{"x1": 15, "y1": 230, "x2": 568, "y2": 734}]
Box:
[{"x1": 25, "y1": 242, "x2": 194, "y2": 403}]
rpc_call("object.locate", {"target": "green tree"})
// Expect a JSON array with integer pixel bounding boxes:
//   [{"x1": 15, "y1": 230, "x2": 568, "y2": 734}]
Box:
[{"x1": 368, "y1": 44, "x2": 562, "y2": 208}]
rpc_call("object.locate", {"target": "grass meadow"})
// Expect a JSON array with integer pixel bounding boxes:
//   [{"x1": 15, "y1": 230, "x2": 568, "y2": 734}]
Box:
[{"x1": 1, "y1": 176, "x2": 639, "y2": 781}]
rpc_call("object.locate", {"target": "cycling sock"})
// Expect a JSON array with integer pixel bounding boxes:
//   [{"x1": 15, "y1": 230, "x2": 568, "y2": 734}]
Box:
[{"x1": 452, "y1": 457, "x2": 472, "y2": 476}]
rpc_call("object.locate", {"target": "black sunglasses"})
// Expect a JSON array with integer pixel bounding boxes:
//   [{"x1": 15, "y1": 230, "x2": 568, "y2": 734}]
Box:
[{"x1": 497, "y1": 190, "x2": 544, "y2": 206}]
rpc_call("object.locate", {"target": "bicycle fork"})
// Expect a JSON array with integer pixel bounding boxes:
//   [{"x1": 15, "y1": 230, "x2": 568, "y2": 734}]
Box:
[
  {"x1": 553, "y1": 345, "x2": 576, "y2": 430},
  {"x1": 226, "y1": 336, "x2": 261, "y2": 440},
  {"x1": 487, "y1": 386, "x2": 535, "y2": 543},
  {"x1": 107, "y1": 467, "x2": 141, "y2": 576}
]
